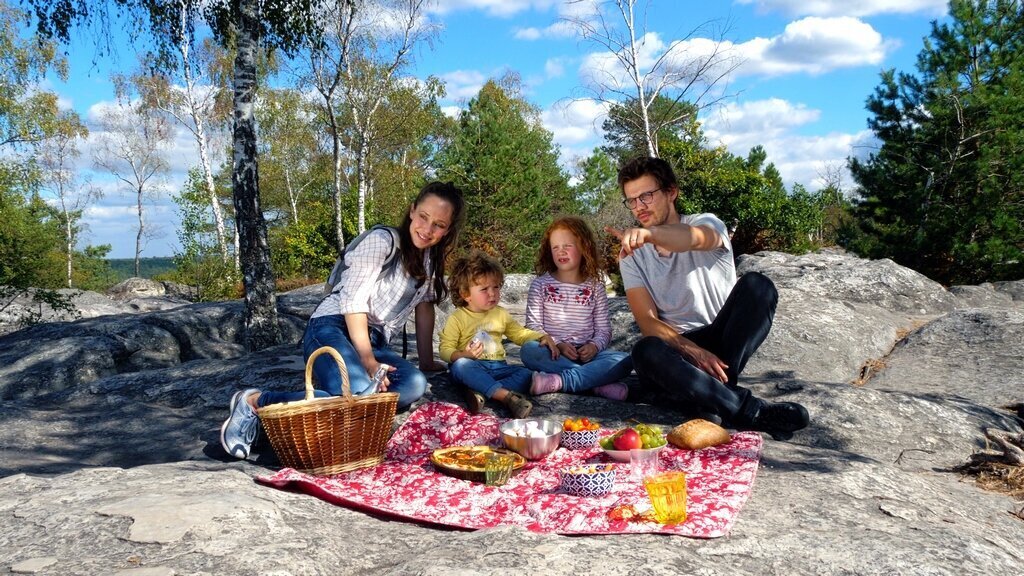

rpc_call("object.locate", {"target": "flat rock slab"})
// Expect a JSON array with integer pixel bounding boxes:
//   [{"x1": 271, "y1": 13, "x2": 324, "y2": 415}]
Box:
[
  {"x1": 866, "y1": 307, "x2": 1024, "y2": 408},
  {"x1": 2, "y1": 250, "x2": 1023, "y2": 574}
]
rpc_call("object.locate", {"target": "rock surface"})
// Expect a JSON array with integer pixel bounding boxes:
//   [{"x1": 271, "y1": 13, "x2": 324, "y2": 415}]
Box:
[
  {"x1": 0, "y1": 279, "x2": 196, "y2": 338},
  {"x1": 1, "y1": 251, "x2": 1023, "y2": 575}
]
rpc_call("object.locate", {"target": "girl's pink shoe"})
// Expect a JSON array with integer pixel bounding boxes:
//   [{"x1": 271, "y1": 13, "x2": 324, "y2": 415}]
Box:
[
  {"x1": 530, "y1": 372, "x2": 562, "y2": 395},
  {"x1": 591, "y1": 382, "x2": 628, "y2": 401}
]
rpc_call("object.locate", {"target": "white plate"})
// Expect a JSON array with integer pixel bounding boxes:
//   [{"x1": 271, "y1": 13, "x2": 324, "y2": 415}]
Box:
[{"x1": 600, "y1": 444, "x2": 664, "y2": 462}]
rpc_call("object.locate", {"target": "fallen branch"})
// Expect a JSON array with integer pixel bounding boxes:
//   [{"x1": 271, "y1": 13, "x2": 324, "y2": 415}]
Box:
[
  {"x1": 894, "y1": 448, "x2": 935, "y2": 465},
  {"x1": 983, "y1": 428, "x2": 1024, "y2": 467},
  {"x1": 953, "y1": 428, "x2": 1024, "y2": 500}
]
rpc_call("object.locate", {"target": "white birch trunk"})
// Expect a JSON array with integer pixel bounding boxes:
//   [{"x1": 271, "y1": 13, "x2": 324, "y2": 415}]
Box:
[
  {"x1": 135, "y1": 185, "x2": 144, "y2": 278},
  {"x1": 231, "y1": 0, "x2": 280, "y2": 351},
  {"x1": 175, "y1": 1, "x2": 230, "y2": 265}
]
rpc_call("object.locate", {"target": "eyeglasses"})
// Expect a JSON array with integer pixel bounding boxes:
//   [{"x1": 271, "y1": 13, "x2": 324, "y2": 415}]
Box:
[{"x1": 622, "y1": 188, "x2": 663, "y2": 210}]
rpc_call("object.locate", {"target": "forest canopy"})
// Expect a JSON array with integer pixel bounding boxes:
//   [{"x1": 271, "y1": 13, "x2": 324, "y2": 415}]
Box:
[{"x1": 3, "y1": 0, "x2": 1020, "y2": 341}]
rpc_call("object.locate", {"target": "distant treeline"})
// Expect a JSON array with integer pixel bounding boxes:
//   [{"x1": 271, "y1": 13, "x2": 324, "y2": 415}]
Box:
[{"x1": 107, "y1": 258, "x2": 177, "y2": 282}]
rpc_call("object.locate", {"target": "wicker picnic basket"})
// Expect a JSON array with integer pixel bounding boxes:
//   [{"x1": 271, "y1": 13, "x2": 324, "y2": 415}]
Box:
[{"x1": 257, "y1": 346, "x2": 399, "y2": 475}]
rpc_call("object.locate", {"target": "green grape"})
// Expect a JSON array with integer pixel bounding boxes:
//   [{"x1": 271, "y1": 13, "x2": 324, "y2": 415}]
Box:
[
  {"x1": 634, "y1": 423, "x2": 661, "y2": 439},
  {"x1": 600, "y1": 431, "x2": 624, "y2": 449}
]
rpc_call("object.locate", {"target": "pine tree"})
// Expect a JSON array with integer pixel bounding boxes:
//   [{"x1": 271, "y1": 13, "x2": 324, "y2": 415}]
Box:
[
  {"x1": 849, "y1": 0, "x2": 1024, "y2": 283},
  {"x1": 435, "y1": 76, "x2": 575, "y2": 272}
]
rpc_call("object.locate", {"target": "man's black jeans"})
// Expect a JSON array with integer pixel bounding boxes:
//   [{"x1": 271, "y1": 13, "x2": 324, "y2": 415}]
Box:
[{"x1": 630, "y1": 272, "x2": 778, "y2": 426}]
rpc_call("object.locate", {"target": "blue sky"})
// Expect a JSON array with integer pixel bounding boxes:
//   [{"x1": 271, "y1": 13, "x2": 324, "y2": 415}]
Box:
[{"x1": 43, "y1": 0, "x2": 950, "y2": 259}]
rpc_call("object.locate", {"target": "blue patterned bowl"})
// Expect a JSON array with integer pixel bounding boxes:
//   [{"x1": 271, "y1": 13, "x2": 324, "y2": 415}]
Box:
[
  {"x1": 561, "y1": 428, "x2": 600, "y2": 450},
  {"x1": 560, "y1": 464, "x2": 616, "y2": 497}
]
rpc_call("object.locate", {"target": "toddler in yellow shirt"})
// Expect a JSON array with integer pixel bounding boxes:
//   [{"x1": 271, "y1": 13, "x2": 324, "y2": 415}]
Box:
[{"x1": 439, "y1": 251, "x2": 558, "y2": 418}]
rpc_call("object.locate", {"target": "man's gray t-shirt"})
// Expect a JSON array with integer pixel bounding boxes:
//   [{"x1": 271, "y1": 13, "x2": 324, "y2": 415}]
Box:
[{"x1": 619, "y1": 213, "x2": 735, "y2": 333}]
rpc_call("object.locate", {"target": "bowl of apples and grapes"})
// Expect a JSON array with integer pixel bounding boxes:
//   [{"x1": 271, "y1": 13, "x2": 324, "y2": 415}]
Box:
[{"x1": 598, "y1": 423, "x2": 667, "y2": 462}]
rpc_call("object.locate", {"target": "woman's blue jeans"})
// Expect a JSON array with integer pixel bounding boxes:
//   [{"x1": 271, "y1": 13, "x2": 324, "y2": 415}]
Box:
[
  {"x1": 450, "y1": 358, "x2": 532, "y2": 399},
  {"x1": 519, "y1": 341, "x2": 633, "y2": 393},
  {"x1": 257, "y1": 314, "x2": 427, "y2": 411}
]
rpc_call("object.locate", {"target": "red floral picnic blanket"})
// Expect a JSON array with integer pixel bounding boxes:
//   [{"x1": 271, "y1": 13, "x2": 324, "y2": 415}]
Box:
[{"x1": 256, "y1": 401, "x2": 763, "y2": 537}]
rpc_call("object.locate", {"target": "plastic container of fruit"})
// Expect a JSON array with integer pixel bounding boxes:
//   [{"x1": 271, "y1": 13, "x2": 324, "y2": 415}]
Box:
[
  {"x1": 599, "y1": 424, "x2": 667, "y2": 461},
  {"x1": 600, "y1": 443, "x2": 664, "y2": 462},
  {"x1": 561, "y1": 428, "x2": 600, "y2": 450},
  {"x1": 560, "y1": 464, "x2": 616, "y2": 496}
]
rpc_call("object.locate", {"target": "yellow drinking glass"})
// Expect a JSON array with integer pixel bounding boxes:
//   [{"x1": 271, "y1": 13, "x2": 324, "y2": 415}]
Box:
[
  {"x1": 642, "y1": 471, "x2": 688, "y2": 524},
  {"x1": 484, "y1": 453, "x2": 514, "y2": 486}
]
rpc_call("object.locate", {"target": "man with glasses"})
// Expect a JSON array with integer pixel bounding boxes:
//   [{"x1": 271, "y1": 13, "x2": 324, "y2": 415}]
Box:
[{"x1": 606, "y1": 156, "x2": 809, "y2": 440}]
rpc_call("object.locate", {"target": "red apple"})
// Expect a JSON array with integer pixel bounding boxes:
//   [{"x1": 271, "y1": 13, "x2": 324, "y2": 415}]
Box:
[{"x1": 612, "y1": 428, "x2": 642, "y2": 451}]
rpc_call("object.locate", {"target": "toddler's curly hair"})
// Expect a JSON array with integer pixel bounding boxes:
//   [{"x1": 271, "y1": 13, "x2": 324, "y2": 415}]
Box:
[{"x1": 447, "y1": 251, "x2": 505, "y2": 308}]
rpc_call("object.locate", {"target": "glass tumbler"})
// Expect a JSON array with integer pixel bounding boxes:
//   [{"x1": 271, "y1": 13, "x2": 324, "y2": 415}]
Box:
[
  {"x1": 642, "y1": 471, "x2": 688, "y2": 524},
  {"x1": 630, "y1": 448, "x2": 660, "y2": 483},
  {"x1": 484, "y1": 453, "x2": 514, "y2": 486}
]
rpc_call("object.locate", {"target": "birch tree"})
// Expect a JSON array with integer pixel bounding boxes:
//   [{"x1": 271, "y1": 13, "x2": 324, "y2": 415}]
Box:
[
  {"x1": 297, "y1": 0, "x2": 434, "y2": 252},
  {"x1": 298, "y1": 0, "x2": 357, "y2": 254},
  {"x1": 564, "y1": 0, "x2": 739, "y2": 157},
  {"x1": 93, "y1": 78, "x2": 170, "y2": 277},
  {"x1": 38, "y1": 110, "x2": 97, "y2": 288},
  {"x1": 258, "y1": 88, "x2": 321, "y2": 226},
  {"x1": 135, "y1": 2, "x2": 232, "y2": 264},
  {"x1": 341, "y1": 0, "x2": 434, "y2": 235}
]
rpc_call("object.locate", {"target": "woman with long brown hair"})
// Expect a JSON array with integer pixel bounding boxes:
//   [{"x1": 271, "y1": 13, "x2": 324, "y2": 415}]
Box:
[{"x1": 221, "y1": 182, "x2": 466, "y2": 459}]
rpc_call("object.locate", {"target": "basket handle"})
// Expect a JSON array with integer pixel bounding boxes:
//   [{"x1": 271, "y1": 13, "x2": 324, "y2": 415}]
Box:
[{"x1": 305, "y1": 346, "x2": 352, "y2": 401}]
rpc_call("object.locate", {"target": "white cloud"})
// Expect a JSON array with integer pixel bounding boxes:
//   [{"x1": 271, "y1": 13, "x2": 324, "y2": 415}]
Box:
[
  {"x1": 80, "y1": 194, "x2": 181, "y2": 258},
  {"x1": 428, "y1": 0, "x2": 557, "y2": 18},
  {"x1": 577, "y1": 16, "x2": 892, "y2": 93},
  {"x1": 540, "y1": 98, "x2": 610, "y2": 169},
  {"x1": 438, "y1": 69, "x2": 491, "y2": 100},
  {"x1": 513, "y1": 20, "x2": 578, "y2": 40},
  {"x1": 701, "y1": 97, "x2": 874, "y2": 191},
  {"x1": 83, "y1": 202, "x2": 141, "y2": 220},
  {"x1": 735, "y1": 17, "x2": 891, "y2": 76},
  {"x1": 515, "y1": 27, "x2": 542, "y2": 40},
  {"x1": 544, "y1": 57, "x2": 568, "y2": 79},
  {"x1": 734, "y1": 0, "x2": 947, "y2": 18},
  {"x1": 703, "y1": 98, "x2": 820, "y2": 144},
  {"x1": 767, "y1": 129, "x2": 878, "y2": 191}
]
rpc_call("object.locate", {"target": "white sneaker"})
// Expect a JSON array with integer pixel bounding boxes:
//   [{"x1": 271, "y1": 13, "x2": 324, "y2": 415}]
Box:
[{"x1": 220, "y1": 389, "x2": 261, "y2": 459}]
